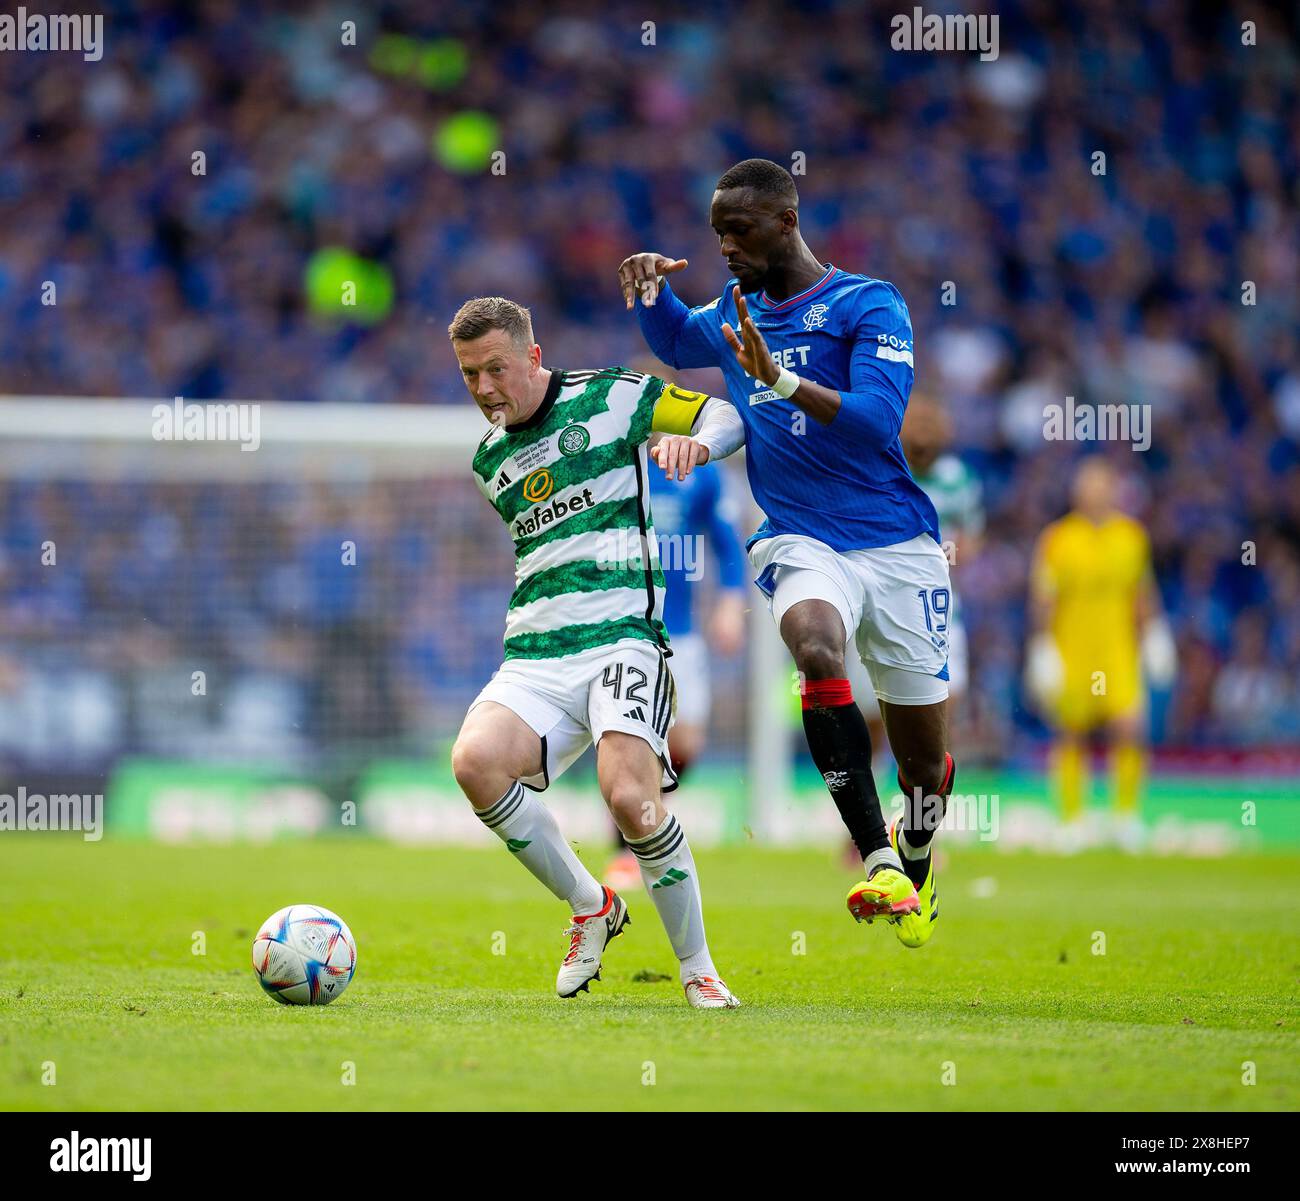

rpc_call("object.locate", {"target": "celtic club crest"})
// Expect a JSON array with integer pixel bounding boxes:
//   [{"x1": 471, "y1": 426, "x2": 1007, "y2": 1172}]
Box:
[{"x1": 558, "y1": 424, "x2": 590, "y2": 456}]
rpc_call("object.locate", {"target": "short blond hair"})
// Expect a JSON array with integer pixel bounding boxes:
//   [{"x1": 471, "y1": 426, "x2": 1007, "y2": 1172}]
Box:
[{"x1": 447, "y1": 296, "x2": 534, "y2": 348}]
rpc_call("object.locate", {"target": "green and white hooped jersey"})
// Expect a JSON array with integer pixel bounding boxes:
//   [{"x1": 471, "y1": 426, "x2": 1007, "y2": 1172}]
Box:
[
  {"x1": 472, "y1": 367, "x2": 707, "y2": 662},
  {"x1": 917, "y1": 453, "x2": 984, "y2": 543}
]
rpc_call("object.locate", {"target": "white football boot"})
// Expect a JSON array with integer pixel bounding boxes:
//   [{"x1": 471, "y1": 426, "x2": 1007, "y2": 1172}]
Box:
[
  {"x1": 556, "y1": 886, "x2": 629, "y2": 998},
  {"x1": 683, "y1": 974, "x2": 741, "y2": 1009}
]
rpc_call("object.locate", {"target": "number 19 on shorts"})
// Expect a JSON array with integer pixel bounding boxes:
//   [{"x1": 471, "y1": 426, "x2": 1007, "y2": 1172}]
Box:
[{"x1": 917, "y1": 587, "x2": 950, "y2": 635}]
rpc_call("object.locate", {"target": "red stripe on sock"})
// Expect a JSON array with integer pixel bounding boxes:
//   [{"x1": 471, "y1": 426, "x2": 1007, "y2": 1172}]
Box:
[
  {"x1": 899, "y1": 752, "x2": 956, "y2": 797},
  {"x1": 801, "y1": 677, "x2": 853, "y2": 710}
]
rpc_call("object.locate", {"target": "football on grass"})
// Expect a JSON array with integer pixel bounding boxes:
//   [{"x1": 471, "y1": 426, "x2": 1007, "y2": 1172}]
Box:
[{"x1": 252, "y1": 904, "x2": 356, "y2": 1005}]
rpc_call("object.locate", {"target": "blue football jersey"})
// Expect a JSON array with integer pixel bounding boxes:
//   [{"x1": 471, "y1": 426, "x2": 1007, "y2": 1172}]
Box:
[
  {"x1": 637, "y1": 265, "x2": 940, "y2": 551},
  {"x1": 648, "y1": 463, "x2": 746, "y2": 637}
]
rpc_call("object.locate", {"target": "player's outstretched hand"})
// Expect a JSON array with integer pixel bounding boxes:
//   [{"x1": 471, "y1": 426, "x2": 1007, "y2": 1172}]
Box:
[
  {"x1": 651, "y1": 435, "x2": 709, "y2": 480},
  {"x1": 721, "y1": 286, "x2": 778, "y2": 385},
  {"x1": 618, "y1": 253, "x2": 688, "y2": 310}
]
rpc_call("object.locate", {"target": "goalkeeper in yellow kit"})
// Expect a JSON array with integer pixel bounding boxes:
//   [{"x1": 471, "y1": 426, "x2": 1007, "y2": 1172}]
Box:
[{"x1": 1026, "y1": 458, "x2": 1177, "y2": 850}]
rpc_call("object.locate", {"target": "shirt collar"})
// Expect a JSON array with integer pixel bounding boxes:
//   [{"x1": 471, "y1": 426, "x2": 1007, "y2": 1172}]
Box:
[{"x1": 758, "y1": 263, "x2": 837, "y2": 311}]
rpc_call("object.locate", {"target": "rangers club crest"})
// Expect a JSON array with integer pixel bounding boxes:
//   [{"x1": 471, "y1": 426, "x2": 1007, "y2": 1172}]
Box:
[{"x1": 803, "y1": 303, "x2": 829, "y2": 331}]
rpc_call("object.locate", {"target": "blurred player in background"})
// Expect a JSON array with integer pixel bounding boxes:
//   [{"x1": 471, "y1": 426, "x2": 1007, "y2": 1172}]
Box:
[
  {"x1": 622, "y1": 158, "x2": 955, "y2": 950},
  {"x1": 605, "y1": 360, "x2": 748, "y2": 892},
  {"x1": 448, "y1": 296, "x2": 742, "y2": 1007},
  {"x1": 1026, "y1": 458, "x2": 1177, "y2": 851}
]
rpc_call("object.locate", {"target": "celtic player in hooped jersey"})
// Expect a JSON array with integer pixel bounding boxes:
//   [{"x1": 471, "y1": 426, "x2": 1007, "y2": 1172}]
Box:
[
  {"x1": 448, "y1": 295, "x2": 740, "y2": 1010},
  {"x1": 473, "y1": 368, "x2": 688, "y2": 663}
]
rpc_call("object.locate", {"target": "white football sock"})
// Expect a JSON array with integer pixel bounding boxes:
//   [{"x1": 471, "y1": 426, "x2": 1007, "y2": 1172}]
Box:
[
  {"x1": 898, "y1": 827, "x2": 931, "y2": 861},
  {"x1": 476, "y1": 782, "x2": 603, "y2": 914},
  {"x1": 626, "y1": 813, "x2": 717, "y2": 983}
]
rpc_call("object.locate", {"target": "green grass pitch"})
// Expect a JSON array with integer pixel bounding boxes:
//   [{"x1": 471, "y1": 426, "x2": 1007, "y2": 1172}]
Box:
[{"x1": 1, "y1": 837, "x2": 1296, "y2": 1111}]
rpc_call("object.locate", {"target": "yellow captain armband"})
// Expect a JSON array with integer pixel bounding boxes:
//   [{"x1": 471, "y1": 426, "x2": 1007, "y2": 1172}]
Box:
[{"x1": 650, "y1": 382, "x2": 709, "y2": 435}]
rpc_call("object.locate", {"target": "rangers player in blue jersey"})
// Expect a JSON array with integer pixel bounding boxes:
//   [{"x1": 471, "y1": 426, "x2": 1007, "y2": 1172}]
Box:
[{"x1": 619, "y1": 158, "x2": 956, "y2": 949}]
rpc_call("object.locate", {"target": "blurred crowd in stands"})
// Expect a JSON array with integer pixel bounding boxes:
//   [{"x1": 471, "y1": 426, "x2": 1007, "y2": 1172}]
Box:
[{"x1": 0, "y1": 0, "x2": 1297, "y2": 764}]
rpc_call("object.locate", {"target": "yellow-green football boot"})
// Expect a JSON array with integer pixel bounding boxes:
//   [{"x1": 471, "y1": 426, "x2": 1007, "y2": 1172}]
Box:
[
  {"x1": 846, "y1": 866, "x2": 919, "y2": 927},
  {"x1": 888, "y1": 816, "x2": 937, "y2": 948}
]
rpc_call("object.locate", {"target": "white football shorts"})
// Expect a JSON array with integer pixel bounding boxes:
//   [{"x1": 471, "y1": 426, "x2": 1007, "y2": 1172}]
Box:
[
  {"x1": 750, "y1": 532, "x2": 952, "y2": 706},
  {"x1": 468, "y1": 638, "x2": 678, "y2": 792},
  {"x1": 850, "y1": 615, "x2": 968, "y2": 710}
]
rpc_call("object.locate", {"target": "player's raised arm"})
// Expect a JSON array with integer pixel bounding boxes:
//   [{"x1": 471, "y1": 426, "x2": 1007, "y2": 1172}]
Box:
[
  {"x1": 618, "y1": 252, "x2": 688, "y2": 310},
  {"x1": 620, "y1": 253, "x2": 721, "y2": 370},
  {"x1": 721, "y1": 283, "x2": 913, "y2": 448},
  {"x1": 720, "y1": 285, "x2": 847, "y2": 428}
]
